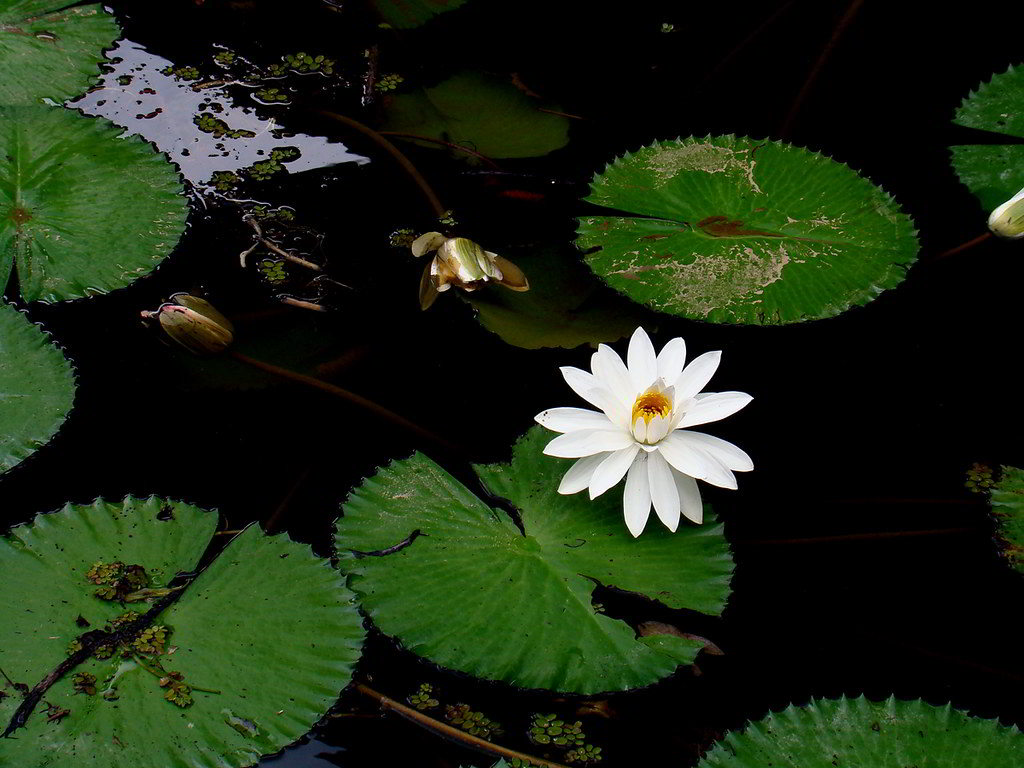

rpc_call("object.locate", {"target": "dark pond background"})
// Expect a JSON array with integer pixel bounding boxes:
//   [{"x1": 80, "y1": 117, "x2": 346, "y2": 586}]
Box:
[{"x1": 3, "y1": 0, "x2": 1024, "y2": 765}]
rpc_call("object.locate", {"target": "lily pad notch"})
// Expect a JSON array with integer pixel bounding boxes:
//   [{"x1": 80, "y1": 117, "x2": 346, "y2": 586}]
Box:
[
  {"x1": 950, "y1": 64, "x2": 1024, "y2": 212},
  {"x1": 577, "y1": 135, "x2": 919, "y2": 324},
  {"x1": 336, "y1": 426, "x2": 733, "y2": 694}
]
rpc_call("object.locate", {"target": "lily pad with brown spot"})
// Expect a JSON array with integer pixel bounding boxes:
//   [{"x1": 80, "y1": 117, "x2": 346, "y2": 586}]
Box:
[{"x1": 577, "y1": 136, "x2": 919, "y2": 325}]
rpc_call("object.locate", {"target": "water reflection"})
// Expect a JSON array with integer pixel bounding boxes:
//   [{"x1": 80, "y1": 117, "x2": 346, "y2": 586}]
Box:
[
  {"x1": 73, "y1": 39, "x2": 367, "y2": 187},
  {"x1": 263, "y1": 738, "x2": 346, "y2": 767}
]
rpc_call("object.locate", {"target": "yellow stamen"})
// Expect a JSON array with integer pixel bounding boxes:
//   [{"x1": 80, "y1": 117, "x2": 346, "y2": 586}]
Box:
[{"x1": 631, "y1": 391, "x2": 672, "y2": 425}]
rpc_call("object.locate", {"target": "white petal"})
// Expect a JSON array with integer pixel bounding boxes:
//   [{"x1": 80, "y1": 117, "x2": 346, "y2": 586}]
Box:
[
  {"x1": 560, "y1": 365, "x2": 599, "y2": 401},
  {"x1": 656, "y1": 336, "x2": 687, "y2": 385},
  {"x1": 632, "y1": 416, "x2": 648, "y2": 443},
  {"x1": 674, "y1": 350, "x2": 722, "y2": 400},
  {"x1": 589, "y1": 445, "x2": 641, "y2": 499},
  {"x1": 647, "y1": 450, "x2": 680, "y2": 532},
  {"x1": 560, "y1": 366, "x2": 629, "y2": 427},
  {"x1": 646, "y1": 413, "x2": 671, "y2": 444},
  {"x1": 657, "y1": 432, "x2": 738, "y2": 489},
  {"x1": 535, "y1": 407, "x2": 614, "y2": 434},
  {"x1": 590, "y1": 344, "x2": 635, "y2": 408},
  {"x1": 623, "y1": 454, "x2": 652, "y2": 537},
  {"x1": 627, "y1": 327, "x2": 658, "y2": 391},
  {"x1": 543, "y1": 429, "x2": 635, "y2": 458},
  {"x1": 673, "y1": 431, "x2": 753, "y2": 471},
  {"x1": 411, "y1": 231, "x2": 446, "y2": 257},
  {"x1": 678, "y1": 392, "x2": 753, "y2": 428},
  {"x1": 558, "y1": 453, "x2": 610, "y2": 494},
  {"x1": 674, "y1": 471, "x2": 703, "y2": 524}
]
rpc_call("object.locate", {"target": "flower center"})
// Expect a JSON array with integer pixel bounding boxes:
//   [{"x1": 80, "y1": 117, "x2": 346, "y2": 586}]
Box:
[{"x1": 631, "y1": 391, "x2": 672, "y2": 426}]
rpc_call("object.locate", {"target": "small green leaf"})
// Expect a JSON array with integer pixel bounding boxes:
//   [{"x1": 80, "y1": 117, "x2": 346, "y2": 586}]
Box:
[
  {"x1": 370, "y1": 0, "x2": 468, "y2": 29},
  {"x1": 951, "y1": 64, "x2": 1024, "y2": 210},
  {"x1": 697, "y1": 696, "x2": 1024, "y2": 768},
  {"x1": 382, "y1": 72, "x2": 570, "y2": 159},
  {"x1": 0, "y1": 497, "x2": 365, "y2": 768},
  {"x1": 336, "y1": 426, "x2": 732, "y2": 694},
  {"x1": 468, "y1": 245, "x2": 649, "y2": 349},
  {"x1": 990, "y1": 466, "x2": 1024, "y2": 575},
  {"x1": 0, "y1": 1, "x2": 120, "y2": 105},
  {"x1": 0, "y1": 301, "x2": 74, "y2": 474},
  {"x1": 577, "y1": 136, "x2": 919, "y2": 324},
  {"x1": 0, "y1": 106, "x2": 188, "y2": 302}
]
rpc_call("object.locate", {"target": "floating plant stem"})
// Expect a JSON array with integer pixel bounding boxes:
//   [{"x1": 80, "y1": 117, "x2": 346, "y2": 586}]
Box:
[
  {"x1": 778, "y1": 0, "x2": 865, "y2": 140},
  {"x1": 932, "y1": 231, "x2": 993, "y2": 261},
  {"x1": 352, "y1": 682, "x2": 570, "y2": 768},
  {"x1": 227, "y1": 351, "x2": 461, "y2": 454},
  {"x1": 278, "y1": 297, "x2": 328, "y2": 312},
  {"x1": 241, "y1": 216, "x2": 321, "y2": 271},
  {"x1": 378, "y1": 130, "x2": 501, "y2": 168},
  {"x1": 317, "y1": 109, "x2": 446, "y2": 218}
]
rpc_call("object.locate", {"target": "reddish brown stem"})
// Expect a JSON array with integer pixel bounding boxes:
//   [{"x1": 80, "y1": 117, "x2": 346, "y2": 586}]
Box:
[
  {"x1": 931, "y1": 231, "x2": 993, "y2": 261},
  {"x1": 352, "y1": 683, "x2": 570, "y2": 768},
  {"x1": 779, "y1": 0, "x2": 865, "y2": 140},
  {"x1": 228, "y1": 351, "x2": 460, "y2": 455}
]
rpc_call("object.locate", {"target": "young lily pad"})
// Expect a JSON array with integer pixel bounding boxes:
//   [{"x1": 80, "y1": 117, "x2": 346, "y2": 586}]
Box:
[
  {"x1": 0, "y1": 301, "x2": 75, "y2": 474},
  {"x1": 990, "y1": 465, "x2": 1024, "y2": 575},
  {"x1": 0, "y1": 496, "x2": 365, "y2": 768},
  {"x1": 576, "y1": 136, "x2": 919, "y2": 325},
  {"x1": 697, "y1": 696, "x2": 1024, "y2": 768},
  {"x1": 951, "y1": 65, "x2": 1024, "y2": 211},
  {"x1": 370, "y1": 0, "x2": 468, "y2": 29},
  {"x1": 336, "y1": 426, "x2": 732, "y2": 694},
  {"x1": 0, "y1": 106, "x2": 188, "y2": 303},
  {"x1": 467, "y1": 245, "x2": 650, "y2": 349},
  {"x1": 381, "y1": 72, "x2": 570, "y2": 159},
  {"x1": 0, "y1": 1, "x2": 119, "y2": 105}
]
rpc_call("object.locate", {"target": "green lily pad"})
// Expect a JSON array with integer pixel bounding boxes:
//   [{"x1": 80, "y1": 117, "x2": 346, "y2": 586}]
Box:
[
  {"x1": 576, "y1": 136, "x2": 919, "y2": 325},
  {"x1": 951, "y1": 64, "x2": 1024, "y2": 211},
  {"x1": 0, "y1": 106, "x2": 188, "y2": 302},
  {"x1": 336, "y1": 426, "x2": 732, "y2": 694},
  {"x1": 0, "y1": 496, "x2": 365, "y2": 768},
  {"x1": 0, "y1": 301, "x2": 75, "y2": 474},
  {"x1": 0, "y1": 1, "x2": 119, "y2": 105},
  {"x1": 370, "y1": 0, "x2": 468, "y2": 29},
  {"x1": 990, "y1": 465, "x2": 1024, "y2": 575},
  {"x1": 697, "y1": 696, "x2": 1024, "y2": 768},
  {"x1": 467, "y1": 245, "x2": 650, "y2": 349},
  {"x1": 381, "y1": 71, "x2": 570, "y2": 159}
]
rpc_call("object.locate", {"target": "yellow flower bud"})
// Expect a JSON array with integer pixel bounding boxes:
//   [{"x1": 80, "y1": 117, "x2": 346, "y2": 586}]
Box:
[{"x1": 141, "y1": 293, "x2": 234, "y2": 355}]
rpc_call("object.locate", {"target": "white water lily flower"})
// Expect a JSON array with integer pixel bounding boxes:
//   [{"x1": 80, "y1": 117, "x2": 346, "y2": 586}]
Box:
[{"x1": 535, "y1": 327, "x2": 753, "y2": 537}]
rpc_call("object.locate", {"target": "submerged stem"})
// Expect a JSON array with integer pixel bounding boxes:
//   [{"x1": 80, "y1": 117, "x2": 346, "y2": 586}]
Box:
[
  {"x1": 317, "y1": 110, "x2": 446, "y2": 219},
  {"x1": 352, "y1": 682, "x2": 570, "y2": 768},
  {"x1": 228, "y1": 351, "x2": 460, "y2": 455}
]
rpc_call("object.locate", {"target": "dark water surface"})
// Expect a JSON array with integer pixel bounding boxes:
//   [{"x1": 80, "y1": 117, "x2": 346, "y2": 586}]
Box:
[{"x1": 4, "y1": 1, "x2": 1024, "y2": 765}]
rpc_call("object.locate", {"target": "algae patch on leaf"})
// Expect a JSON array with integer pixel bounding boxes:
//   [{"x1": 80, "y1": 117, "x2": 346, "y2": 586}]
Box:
[
  {"x1": 0, "y1": 497, "x2": 365, "y2": 768},
  {"x1": 577, "y1": 136, "x2": 919, "y2": 325}
]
